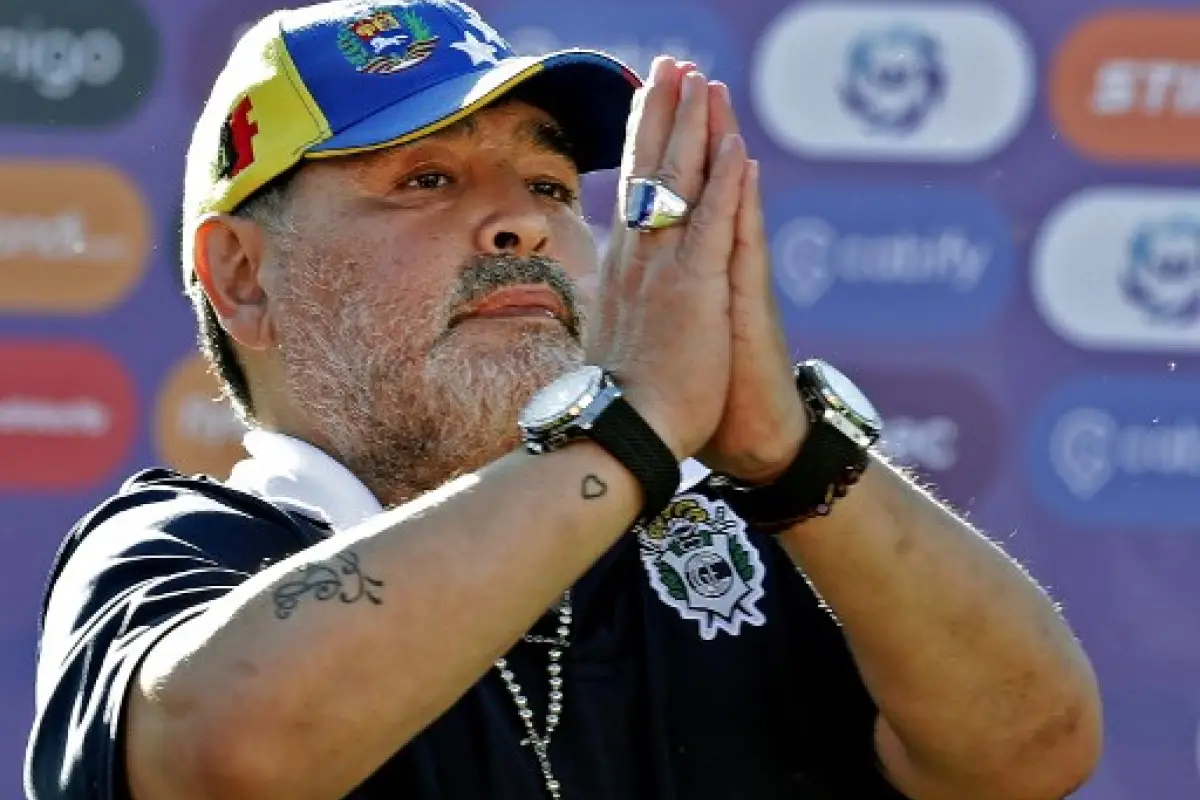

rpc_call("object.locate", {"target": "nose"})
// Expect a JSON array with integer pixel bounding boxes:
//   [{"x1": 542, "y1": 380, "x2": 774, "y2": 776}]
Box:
[{"x1": 474, "y1": 178, "x2": 552, "y2": 258}]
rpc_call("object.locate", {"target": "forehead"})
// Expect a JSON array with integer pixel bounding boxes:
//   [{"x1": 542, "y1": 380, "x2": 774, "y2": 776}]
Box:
[{"x1": 344, "y1": 99, "x2": 576, "y2": 170}]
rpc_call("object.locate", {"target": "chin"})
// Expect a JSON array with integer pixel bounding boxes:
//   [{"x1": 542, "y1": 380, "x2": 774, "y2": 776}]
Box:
[{"x1": 426, "y1": 327, "x2": 582, "y2": 415}]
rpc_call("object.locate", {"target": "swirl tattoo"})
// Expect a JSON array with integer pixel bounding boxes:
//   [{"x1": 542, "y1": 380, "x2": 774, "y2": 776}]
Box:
[{"x1": 272, "y1": 551, "x2": 385, "y2": 620}]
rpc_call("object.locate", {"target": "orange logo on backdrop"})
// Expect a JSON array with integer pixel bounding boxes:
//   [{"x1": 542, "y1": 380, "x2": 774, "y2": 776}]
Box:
[
  {"x1": 0, "y1": 161, "x2": 150, "y2": 313},
  {"x1": 0, "y1": 341, "x2": 136, "y2": 491},
  {"x1": 1050, "y1": 11, "x2": 1200, "y2": 164},
  {"x1": 155, "y1": 354, "x2": 247, "y2": 479}
]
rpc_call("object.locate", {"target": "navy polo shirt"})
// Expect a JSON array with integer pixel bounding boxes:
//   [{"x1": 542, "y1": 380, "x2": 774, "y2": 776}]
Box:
[{"x1": 26, "y1": 469, "x2": 911, "y2": 800}]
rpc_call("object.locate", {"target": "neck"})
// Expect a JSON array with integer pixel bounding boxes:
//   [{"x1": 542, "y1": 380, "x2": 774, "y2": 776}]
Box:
[{"x1": 338, "y1": 429, "x2": 522, "y2": 509}]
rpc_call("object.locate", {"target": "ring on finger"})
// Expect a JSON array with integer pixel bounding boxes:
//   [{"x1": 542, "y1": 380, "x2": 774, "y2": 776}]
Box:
[{"x1": 623, "y1": 177, "x2": 691, "y2": 232}]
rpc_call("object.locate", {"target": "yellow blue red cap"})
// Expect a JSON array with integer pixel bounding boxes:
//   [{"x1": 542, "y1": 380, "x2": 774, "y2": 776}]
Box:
[{"x1": 183, "y1": 0, "x2": 641, "y2": 269}]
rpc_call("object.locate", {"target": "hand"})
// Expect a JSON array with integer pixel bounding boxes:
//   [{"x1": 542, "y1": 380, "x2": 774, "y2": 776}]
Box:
[
  {"x1": 695, "y1": 83, "x2": 809, "y2": 484},
  {"x1": 585, "y1": 57, "x2": 748, "y2": 460}
]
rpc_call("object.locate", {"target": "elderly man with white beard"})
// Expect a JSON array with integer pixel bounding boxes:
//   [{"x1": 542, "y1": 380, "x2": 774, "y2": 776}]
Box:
[{"x1": 26, "y1": 2, "x2": 1101, "y2": 800}]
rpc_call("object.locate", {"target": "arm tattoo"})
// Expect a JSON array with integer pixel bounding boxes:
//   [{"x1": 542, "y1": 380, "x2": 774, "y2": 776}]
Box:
[
  {"x1": 273, "y1": 550, "x2": 385, "y2": 620},
  {"x1": 581, "y1": 474, "x2": 608, "y2": 499}
]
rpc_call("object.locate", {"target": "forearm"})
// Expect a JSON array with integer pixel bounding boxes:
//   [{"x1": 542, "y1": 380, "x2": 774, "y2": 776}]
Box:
[
  {"x1": 129, "y1": 441, "x2": 641, "y2": 800},
  {"x1": 778, "y1": 455, "x2": 1101, "y2": 798}
]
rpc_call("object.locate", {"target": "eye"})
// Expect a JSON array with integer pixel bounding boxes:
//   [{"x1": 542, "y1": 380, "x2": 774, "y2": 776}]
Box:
[
  {"x1": 406, "y1": 171, "x2": 453, "y2": 190},
  {"x1": 530, "y1": 180, "x2": 577, "y2": 205}
]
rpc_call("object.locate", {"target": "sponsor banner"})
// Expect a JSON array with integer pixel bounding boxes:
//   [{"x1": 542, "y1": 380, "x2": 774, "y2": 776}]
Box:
[
  {"x1": 1029, "y1": 375, "x2": 1200, "y2": 526},
  {"x1": 767, "y1": 184, "x2": 1016, "y2": 335},
  {"x1": 0, "y1": 341, "x2": 135, "y2": 491},
  {"x1": 0, "y1": 0, "x2": 158, "y2": 126},
  {"x1": 854, "y1": 367, "x2": 1002, "y2": 509},
  {"x1": 0, "y1": 160, "x2": 150, "y2": 314},
  {"x1": 487, "y1": 0, "x2": 741, "y2": 88},
  {"x1": 1051, "y1": 12, "x2": 1200, "y2": 165},
  {"x1": 1033, "y1": 187, "x2": 1200, "y2": 351},
  {"x1": 154, "y1": 353, "x2": 247, "y2": 480},
  {"x1": 753, "y1": 1, "x2": 1034, "y2": 161}
]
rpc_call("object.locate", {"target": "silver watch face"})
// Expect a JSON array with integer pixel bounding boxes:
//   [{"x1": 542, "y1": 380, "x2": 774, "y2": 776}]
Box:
[
  {"x1": 813, "y1": 361, "x2": 882, "y2": 431},
  {"x1": 520, "y1": 365, "x2": 605, "y2": 431}
]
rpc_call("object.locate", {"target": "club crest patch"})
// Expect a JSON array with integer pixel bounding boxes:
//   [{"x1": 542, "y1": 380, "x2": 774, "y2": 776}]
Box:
[{"x1": 638, "y1": 494, "x2": 767, "y2": 640}]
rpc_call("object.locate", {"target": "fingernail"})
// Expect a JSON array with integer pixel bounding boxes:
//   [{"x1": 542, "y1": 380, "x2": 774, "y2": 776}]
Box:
[
  {"x1": 719, "y1": 133, "x2": 741, "y2": 155},
  {"x1": 681, "y1": 72, "x2": 697, "y2": 100},
  {"x1": 649, "y1": 56, "x2": 670, "y2": 82},
  {"x1": 748, "y1": 159, "x2": 760, "y2": 183}
]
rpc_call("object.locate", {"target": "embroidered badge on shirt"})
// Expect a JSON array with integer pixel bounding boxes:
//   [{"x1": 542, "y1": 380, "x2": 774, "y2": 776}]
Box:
[{"x1": 638, "y1": 494, "x2": 767, "y2": 640}]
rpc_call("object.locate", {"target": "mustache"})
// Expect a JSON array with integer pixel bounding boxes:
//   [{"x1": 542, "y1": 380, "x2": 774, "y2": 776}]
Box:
[{"x1": 450, "y1": 253, "x2": 584, "y2": 338}]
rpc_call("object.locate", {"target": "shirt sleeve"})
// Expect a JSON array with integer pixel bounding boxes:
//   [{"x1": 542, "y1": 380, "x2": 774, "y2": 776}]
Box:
[{"x1": 25, "y1": 481, "x2": 311, "y2": 800}]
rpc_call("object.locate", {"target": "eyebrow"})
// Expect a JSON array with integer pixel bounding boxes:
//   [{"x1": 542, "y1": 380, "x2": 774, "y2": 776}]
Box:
[
  {"x1": 519, "y1": 119, "x2": 578, "y2": 168},
  {"x1": 348, "y1": 111, "x2": 580, "y2": 178},
  {"x1": 432, "y1": 114, "x2": 579, "y2": 168}
]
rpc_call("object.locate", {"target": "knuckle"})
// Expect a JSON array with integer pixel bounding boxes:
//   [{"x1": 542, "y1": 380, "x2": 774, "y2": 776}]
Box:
[{"x1": 653, "y1": 164, "x2": 685, "y2": 192}]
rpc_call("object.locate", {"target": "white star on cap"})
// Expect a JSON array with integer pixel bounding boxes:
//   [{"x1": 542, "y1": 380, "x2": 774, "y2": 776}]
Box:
[
  {"x1": 459, "y1": 5, "x2": 508, "y2": 49},
  {"x1": 452, "y1": 31, "x2": 500, "y2": 66}
]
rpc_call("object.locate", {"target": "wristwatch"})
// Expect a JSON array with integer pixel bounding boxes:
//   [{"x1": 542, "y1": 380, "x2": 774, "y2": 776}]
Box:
[
  {"x1": 518, "y1": 365, "x2": 681, "y2": 522},
  {"x1": 709, "y1": 359, "x2": 883, "y2": 532}
]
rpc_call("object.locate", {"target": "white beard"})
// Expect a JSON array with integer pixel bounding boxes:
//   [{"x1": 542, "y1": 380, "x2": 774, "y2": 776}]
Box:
[{"x1": 273, "y1": 250, "x2": 585, "y2": 504}]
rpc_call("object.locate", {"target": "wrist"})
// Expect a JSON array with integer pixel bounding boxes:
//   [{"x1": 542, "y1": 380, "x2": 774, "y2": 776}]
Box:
[
  {"x1": 518, "y1": 367, "x2": 682, "y2": 523},
  {"x1": 709, "y1": 413, "x2": 810, "y2": 486},
  {"x1": 620, "y1": 389, "x2": 690, "y2": 462},
  {"x1": 708, "y1": 359, "x2": 881, "y2": 532}
]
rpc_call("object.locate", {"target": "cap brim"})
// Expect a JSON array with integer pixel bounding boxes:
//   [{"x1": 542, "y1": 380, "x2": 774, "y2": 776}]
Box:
[{"x1": 306, "y1": 50, "x2": 640, "y2": 173}]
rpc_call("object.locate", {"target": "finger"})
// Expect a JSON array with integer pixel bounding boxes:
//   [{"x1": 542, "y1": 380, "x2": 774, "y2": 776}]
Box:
[
  {"x1": 680, "y1": 133, "x2": 747, "y2": 272},
  {"x1": 654, "y1": 70, "x2": 711, "y2": 203},
  {"x1": 621, "y1": 56, "x2": 687, "y2": 183},
  {"x1": 734, "y1": 159, "x2": 790, "y2": 347},
  {"x1": 707, "y1": 82, "x2": 741, "y2": 166},
  {"x1": 735, "y1": 160, "x2": 763, "y2": 264}
]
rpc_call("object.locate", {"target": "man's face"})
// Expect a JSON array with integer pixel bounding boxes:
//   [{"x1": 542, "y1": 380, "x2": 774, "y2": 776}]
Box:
[{"x1": 263, "y1": 99, "x2": 599, "y2": 500}]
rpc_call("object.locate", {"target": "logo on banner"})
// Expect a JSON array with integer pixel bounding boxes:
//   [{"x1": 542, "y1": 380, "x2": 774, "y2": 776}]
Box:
[
  {"x1": 1030, "y1": 376, "x2": 1200, "y2": 525},
  {"x1": 155, "y1": 354, "x2": 248, "y2": 480},
  {"x1": 1051, "y1": 12, "x2": 1200, "y2": 164},
  {"x1": 0, "y1": 341, "x2": 136, "y2": 491},
  {"x1": 0, "y1": 161, "x2": 150, "y2": 314},
  {"x1": 1121, "y1": 217, "x2": 1200, "y2": 325},
  {"x1": 767, "y1": 185, "x2": 1015, "y2": 336},
  {"x1": 753, "y1": 2, "x2": 1034, "y2": 161},
  {"x1": 839, "y1": 25, "x2": 947, "y2": 135},
  {"x1": 1032, "y1": 188, "x2": 1200, "y2": 351},
  {"x1": 638, "y1": 494, "x2": 767, "y2": 640},
  {"x1": 0, "y1": 0, "x2": 158, "y2": 125},
  {"x1": 853, "y1": 368, "x2": 1003, "y2": 508}
]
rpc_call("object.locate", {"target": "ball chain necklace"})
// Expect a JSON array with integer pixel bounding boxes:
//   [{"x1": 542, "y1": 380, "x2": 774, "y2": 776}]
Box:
[{"x1": 494, "y1": 590, "x2": 573, "y2": 799}]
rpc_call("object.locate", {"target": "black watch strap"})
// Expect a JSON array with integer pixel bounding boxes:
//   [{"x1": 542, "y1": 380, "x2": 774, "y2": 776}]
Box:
[
  {"x1": 711, "y1": 418, "x2": 870, "y2": 533},
  {"x1": 589, "y1": 396, "x2": 681, "y2": 523}
]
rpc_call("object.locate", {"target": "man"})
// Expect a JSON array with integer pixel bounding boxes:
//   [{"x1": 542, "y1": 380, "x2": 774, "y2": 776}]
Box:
[{"x1": 25, "y1": 2, "x2": 1101, "y2": 799}]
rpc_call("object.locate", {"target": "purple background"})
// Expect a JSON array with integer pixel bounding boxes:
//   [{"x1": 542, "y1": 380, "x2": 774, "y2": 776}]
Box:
[{"x1": 3, "y1": 0, "x2": 1200, "y2": 797}]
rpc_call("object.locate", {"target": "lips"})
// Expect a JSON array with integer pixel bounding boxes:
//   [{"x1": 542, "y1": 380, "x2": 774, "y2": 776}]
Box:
[{"x1": 451, "y1": 285, "x2": 570, "y2": 327}]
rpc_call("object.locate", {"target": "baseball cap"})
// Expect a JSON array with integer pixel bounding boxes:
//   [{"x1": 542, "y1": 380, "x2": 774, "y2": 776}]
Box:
[{"x1": 182, "y1": 0, "x2": 640, "y2": 272}]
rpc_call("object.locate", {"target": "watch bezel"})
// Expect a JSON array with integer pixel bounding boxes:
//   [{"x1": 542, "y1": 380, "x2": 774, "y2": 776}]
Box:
[
  {"x1": 518, "y1": 366, "x2": 622, "y2": 454},
  {"x1": 797, "y1": 359, "x2": 883, "y2": 449}
]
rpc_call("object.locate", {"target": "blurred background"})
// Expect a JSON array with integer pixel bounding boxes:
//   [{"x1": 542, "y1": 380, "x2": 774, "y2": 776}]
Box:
[{"x1": 1, "y1": 0, "x2": 1199, "y2": 796}]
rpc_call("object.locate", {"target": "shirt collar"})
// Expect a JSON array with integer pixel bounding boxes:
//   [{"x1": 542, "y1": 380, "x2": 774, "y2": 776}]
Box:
[{"x1": 227, "y1": 429, "x2": 711, "y2": 531}]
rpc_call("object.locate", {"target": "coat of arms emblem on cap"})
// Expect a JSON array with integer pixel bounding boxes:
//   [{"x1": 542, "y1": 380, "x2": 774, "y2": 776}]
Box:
[
  {"x1": 337, "y1": 8, "x2": 440, "y2": 74},
  {"x1": 638, "y1": 494, "x2": 768, "y2": 640}
]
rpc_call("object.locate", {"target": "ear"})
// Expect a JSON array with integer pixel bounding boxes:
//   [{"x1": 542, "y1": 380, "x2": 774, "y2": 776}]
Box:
[{"x1": 192, "y1": 215, "x2": 277, "y2": 350}]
